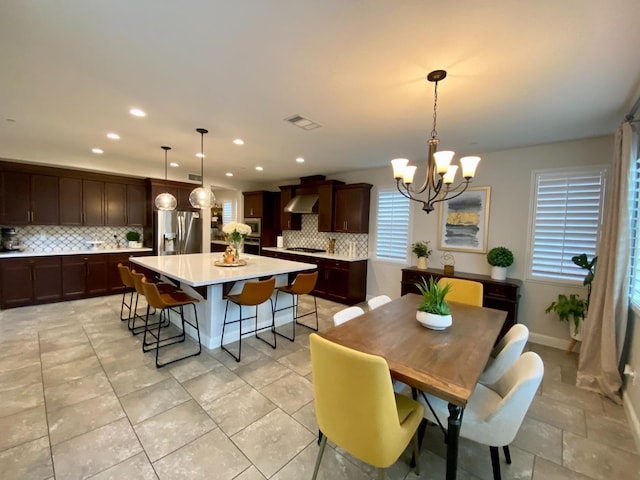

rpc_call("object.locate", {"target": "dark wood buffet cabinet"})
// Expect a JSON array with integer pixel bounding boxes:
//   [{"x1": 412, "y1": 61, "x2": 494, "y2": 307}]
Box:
[{"x1": 401, "y1": 267, "x2": 522, "y2": 339}]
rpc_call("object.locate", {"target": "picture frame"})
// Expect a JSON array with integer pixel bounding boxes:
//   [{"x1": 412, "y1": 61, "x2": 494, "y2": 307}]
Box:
[{"x1": 438, "y1": 186, "x2": 491, "y2": 253}]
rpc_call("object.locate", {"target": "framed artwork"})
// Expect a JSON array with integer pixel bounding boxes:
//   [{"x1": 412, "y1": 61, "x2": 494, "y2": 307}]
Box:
[{"x1": 438, "y1": 186, "x2": 491, "y2": 253}]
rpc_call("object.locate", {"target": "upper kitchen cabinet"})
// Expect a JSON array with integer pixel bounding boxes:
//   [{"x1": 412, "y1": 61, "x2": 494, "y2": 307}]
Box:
[
  {"x1": 0, "y1": 171, "x2": 59, "y2": 225},
  {"x1": 59, "y1": 177, "x2": 83, "y2": 225},
  {"x1": 83, "y1": 180, "x2": 105, "y2": 226},
  {"x1": 279, "y1": 186, "x2": 301, "y2": 231},
  {"x1": 243, "y1": 191, "x2": 265, "y2": 218},
  {"x1": 125, "y1": 183, "x2": 147, "y2": 226},
  {"x1": 333, "y1": 183, "x2": 372, "y2": 233}
]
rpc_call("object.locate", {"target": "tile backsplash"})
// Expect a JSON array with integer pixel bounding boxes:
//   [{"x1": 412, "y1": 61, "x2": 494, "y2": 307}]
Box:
[
  {"x1": 282, "y1": 215, "x2": 368, "y2": 256},
  {"x1": 10, "y1": 226, "x2": 143, "y2": 252}
]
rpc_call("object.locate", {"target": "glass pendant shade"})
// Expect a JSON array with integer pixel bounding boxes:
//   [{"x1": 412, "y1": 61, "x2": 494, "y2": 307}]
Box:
[
  {"x1": 190, "y1": 128, "x2": 212, "y2": 209},
  {"x1": 155, "y1": 145, "x2": 177, "y2": 211},
  {"x1": 155, "y1": 192, "x2": 177, "y2": 211}
]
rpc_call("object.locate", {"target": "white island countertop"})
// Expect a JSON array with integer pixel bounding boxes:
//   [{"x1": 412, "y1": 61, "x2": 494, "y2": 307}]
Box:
[{"x1": 130, "y1": 252, "x2": 317, "y2": 288}]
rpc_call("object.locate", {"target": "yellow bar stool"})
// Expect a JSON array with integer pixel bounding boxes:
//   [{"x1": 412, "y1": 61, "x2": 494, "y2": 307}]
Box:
[
  {"x1": 221, "y1": 277, "x2": 276, "y2": 362},
  {"x1": 140, "y1": 277, "x2": 201, "y2": 368},
  {"x1": 273, "y1": 270, "x2": 319, "y2": 342}
]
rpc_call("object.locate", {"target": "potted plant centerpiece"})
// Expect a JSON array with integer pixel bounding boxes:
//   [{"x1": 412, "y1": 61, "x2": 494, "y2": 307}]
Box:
[
  {"x1": 126, "y1": 231, "x2": 142, "y2": 248},
  {"x1": 412, "y1": 241, "x2": 432, "y2": 270},
  {"x1": 222, "y1": 221, "x2": 252, "y2": 259},
  {"x1": 415, "y1": 277, "x2": 453, "y2": 330},
  {"x1": 546, "y1": 253, "x2": 597, "y2": 346},
  {"x1": 487, "y1": 246, "x2": 514, "y2": 280}
]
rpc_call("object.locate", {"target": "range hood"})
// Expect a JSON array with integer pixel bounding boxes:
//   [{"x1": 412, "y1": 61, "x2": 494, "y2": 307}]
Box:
[{"x1": 284, "y1": 194, "x2": 319, "y2": 214}]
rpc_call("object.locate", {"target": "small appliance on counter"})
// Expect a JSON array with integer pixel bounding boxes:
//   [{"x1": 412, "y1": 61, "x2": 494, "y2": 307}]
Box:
[{"x1": 1, "y1": 227, "x2": 23, "y2": 252}]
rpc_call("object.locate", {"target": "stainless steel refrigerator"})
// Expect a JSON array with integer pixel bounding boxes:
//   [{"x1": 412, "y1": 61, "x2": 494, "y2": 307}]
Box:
[{"x1": 154, "y1": 210, "x2": 202, "y2": 255}]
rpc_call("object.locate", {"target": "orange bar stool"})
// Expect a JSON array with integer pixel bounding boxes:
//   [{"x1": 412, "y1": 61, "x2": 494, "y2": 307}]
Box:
[
  {"x1": 129, "y1": 270, "x2": 176, "y2": 335},
  {"x1": 221, "y1": 277, "x2": 276, "y2": 362},
  {"x1": 273, "y1": 271, "x2": 319, "y2": 341},
  {"x1": 141, "y1": 277, "x2": 201, "y2": 368},
  {"x1": 117, "y1": 263, "x2": 137, "y2": 324}
]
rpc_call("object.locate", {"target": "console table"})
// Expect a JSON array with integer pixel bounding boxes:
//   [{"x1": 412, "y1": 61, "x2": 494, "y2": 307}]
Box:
[{"x1": 401, "y1": 267, "x2": 522, "y2": 339}]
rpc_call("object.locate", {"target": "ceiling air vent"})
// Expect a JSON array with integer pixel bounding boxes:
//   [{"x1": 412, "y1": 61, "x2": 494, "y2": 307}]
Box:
[
  {"x1": 188, "y1": 173, "x2": 202, "y2": 182},
  {"x1": 284, "y1": 114, "x2": 322, "y2": 130}
]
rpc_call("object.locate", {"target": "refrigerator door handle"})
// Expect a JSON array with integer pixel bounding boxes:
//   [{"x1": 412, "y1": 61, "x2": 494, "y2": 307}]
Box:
[
  {"x1": 183, "y1": 215, "x2": 195, "y2": 255},
  {"x1": 177, "y1": 213, "x2": 185, "y2": 254}
]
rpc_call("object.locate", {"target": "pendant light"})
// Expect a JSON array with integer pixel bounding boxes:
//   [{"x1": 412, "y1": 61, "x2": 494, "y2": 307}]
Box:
[
  {"x1": 154, "y1": 146, "x2": 177, "y2": 211},
  {"x1": 189, "y1": 128, "x2": 214, "y2": 209}
]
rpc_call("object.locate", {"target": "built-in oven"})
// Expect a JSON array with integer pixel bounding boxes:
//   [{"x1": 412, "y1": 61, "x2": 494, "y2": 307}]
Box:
[
  {"x1": 243, "y1": 218, "x2": 261, "y2": 239},
  {"x1": 244, "y1": 235, "x2": 261, "y2": 255}
]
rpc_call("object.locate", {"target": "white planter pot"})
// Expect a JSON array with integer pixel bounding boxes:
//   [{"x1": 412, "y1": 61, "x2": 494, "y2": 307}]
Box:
[
  {"x1": 416, "y1": 311, "x2": 452, "y2": 330},
  {"x1": 128, "y1": 241, "x2": 142, "y2": 248},
  {"x1": 490, "y1": 266, "x2": 507, "y2": 280},
  {"x1": 417, "y1": 257, "x2": 428, "y2": 270}
]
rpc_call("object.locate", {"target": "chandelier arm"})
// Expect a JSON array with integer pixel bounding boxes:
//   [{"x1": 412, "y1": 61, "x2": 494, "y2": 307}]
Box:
[
  {"x1": 431, "y1": 180, "x2": 472, "y2": 205},
  {"x1": 396, "y1": 180, "x2": 433, "y2": 212}
]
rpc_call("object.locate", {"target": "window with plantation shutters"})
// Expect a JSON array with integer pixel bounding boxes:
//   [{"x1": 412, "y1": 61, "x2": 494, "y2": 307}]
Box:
[
  {"x1": 223, "y1": 200, "x2": 233, "y2": 225},
  {"x1": 629, "y1": 152, "x2": 640, "y2": 307},
  {"x1": 528, "y1": 167, "x2": 607, "y2": 283},
  {"x1": 375, "y1": 187, "x2": 410, "y2": 261}
]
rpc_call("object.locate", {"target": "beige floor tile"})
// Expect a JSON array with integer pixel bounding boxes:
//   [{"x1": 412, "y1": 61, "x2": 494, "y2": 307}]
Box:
[
  {"x1": 0, "y1": 405, "x2": 48, "y2": 452},
  {"x1": 182, "y1": 364, "x2": 247, "y2": 409},
  {"x1": 234, "y1": 357, "x2": 293, "y2": 390},
  {"x1": 232, "y1": 408, "x2": 315, "y2": 478},
  {"x1": 108, "y1": 362, "x2": 171, "y2": 397},
  {"x1": 0, "y1": 436, "x2": 53, "y2": 480},
  {"x1": 101, "y1": 348, "x2": 155, "y2": 377},
  {"x1": 47, "y1": 392, "x2": 125, "y2": 445},
  {"x1": 44, "y1": 371, "x2": 113, "y2": 412},
  {"x1": 39, "y1": 331, "x2": 90, "y2": 354},
  {"x1": 259, "y1": 372, "x2": 314, "y2": 414},
  {"x1": 512, "y1": 416, "x2": 563, "y2": 464},
  {"x1": 0, "y1": 338, "x2": 40, "y2": 360},
  {"x1": 205, "y1": 384, "x2": 276, "y2": 436},
  {"x1": 40, "y1": 342, "x2": 96, "y2": 369},
  {"x1": 527, "y1": 395, "x2": 587, "y2": 436},
  {"x1": 563, "y1": 431, "x2": 640, "y2": 480},
  {"x1": 119, "y1": 377, "x2": 191, "y2": 424},
  {"x1": 167, "y1": 352, "x2": 221, "y2": 383},
  {"x1": 246, "y1": 334, "x2": 304, "y2": 360},
  {"x1": 277, "y1": 348, "x2": 312, "y2": 376},
  {"x1": 532, "y1": 457, "x2": 592, "y2": 479},
  {"x1": 540, "y1": 378, "x2": 605, "y2": 414},
  {"x1": 585, "y1": 410, "x2": 639, "y2": 454},
  {"x1": 134, "y1": 399, "x2": 216, "y2": 462},
  {"x1": 52, "y1": 417, "x2": 142, "y2": 479},
  {"x1": 291, "y1": 400, "x2": 318, "y2": 435},
  {"x1": 602, "y1": 397, "x2": 627, "y2": 421},
  {"x1": 0, "y1": 349, "x2": 41, "y2": 374},
  {"x1": 42, "y1": 355, "x2": 103, "y2": 388},
  {"x1": 0, "y1": 364, "x2": 42, "y2": 392},
  {"x1": 210, "y1": 342, "x2": 267, "y2": 371},
  {"x1": 0, "y1": 382, "x2": 45, "y2": 418},
  {"x1": 411, "y1": 449, "x2": 481, "y2": 479},
  {"x1": 88, "y1": 451, "x2": 158, "y2": 480},
  {"x1": 153, "y1": 428, "x2": 250, "y2": 480},
  {"x1": 234, "y1": 466, "x2": 267, "y2": 480}
]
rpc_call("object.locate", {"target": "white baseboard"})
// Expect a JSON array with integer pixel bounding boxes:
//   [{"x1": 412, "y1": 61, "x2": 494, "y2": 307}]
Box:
[
  {"x1": 528, "y1": 332, "x2": 581, "y2": 352},
  {"x1": 623, "y1": 390, "x2": 640, "y2": 455}
]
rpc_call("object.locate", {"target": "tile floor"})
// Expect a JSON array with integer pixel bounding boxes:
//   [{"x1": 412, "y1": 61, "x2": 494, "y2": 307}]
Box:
[{"x1": 1, "y1": 294, "x2": 639, "y2": 479}]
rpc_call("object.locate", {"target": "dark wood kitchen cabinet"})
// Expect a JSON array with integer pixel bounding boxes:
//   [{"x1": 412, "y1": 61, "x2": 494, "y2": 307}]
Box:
[
  {"x1": 105, "y1": 182, "x2": 127, "y2": 226},
  {"x1": 148, "y1": 179, "x2": 199, "y2": 212},
  {"x1": 333, "y1": 183, "x2": 372, "y2": 233},
  {"x1": 126, "y1": 183, "x2": 147, "y2": 226},
  {"x1": 401, "y1": 267, "x2": 522, "y2": 340},
  {"x1": 0, "y1": 171, "x2": 59, "y2": 225},
  {"x1": 279, "y1": 186, "x2": 301, "y2": 231},
  {"x1": 317, "y1": 183, "x2": 334, "y2": 232},
  {"x1": 59, "y1": 177, "x2": 83, "y2": 225},
  {"x1": 243, "y1": 191, "x2": 264, "y2": 218},
  {"x1": 62, "y1": 254, "x2": 109, "y2": 299},
  {"x1": 0, "y1": 256, "x2": 62, "y2": 309},
  {"x1": 83, "y1": 180, "x2": 105, "y2": 226}
]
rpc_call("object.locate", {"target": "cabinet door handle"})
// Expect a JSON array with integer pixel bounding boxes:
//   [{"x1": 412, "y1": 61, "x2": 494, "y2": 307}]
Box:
[{"x1": 287, "y1": 220, "x2": 290, "y2": 229}]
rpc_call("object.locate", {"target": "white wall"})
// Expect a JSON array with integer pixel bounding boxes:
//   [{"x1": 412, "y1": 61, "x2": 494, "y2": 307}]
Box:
[{"x1": 336, "y1": 135, "x2": 614, "y2": 346}]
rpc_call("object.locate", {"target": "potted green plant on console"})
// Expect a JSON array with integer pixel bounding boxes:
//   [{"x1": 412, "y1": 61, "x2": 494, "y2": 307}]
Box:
[
  {"x1": 415, "y1": 277, "x2": 453, "y2": 330},
  {"x1": 412, "y1": 241, "x2": 432, "y2": 270},
  {"x1": 487, "y1": 246, "x2": 514, "y2": 280}
]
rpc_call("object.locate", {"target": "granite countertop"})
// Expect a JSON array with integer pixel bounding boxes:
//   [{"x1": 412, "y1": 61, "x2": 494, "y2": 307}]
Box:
[
  {"x1": 0, "y1": 247, "x2": 153, "y2": 258},
  {"x1": 262, "y1": 247, "x2": 368, "y2": 262}
]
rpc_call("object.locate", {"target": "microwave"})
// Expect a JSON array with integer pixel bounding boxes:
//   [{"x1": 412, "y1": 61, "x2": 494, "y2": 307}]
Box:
[{"x1": 243, "y1": 218, "x2": 261, "y2": 238}]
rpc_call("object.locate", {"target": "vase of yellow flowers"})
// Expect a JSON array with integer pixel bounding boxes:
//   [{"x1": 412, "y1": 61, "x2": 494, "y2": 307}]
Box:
[{"x1": 222, "y1": 221, "x2": 252, "y2": 259}]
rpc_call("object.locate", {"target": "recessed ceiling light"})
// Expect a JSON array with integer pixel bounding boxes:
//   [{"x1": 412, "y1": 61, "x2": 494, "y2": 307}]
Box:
[
  {"x1": 256, "y1": 166, "x2": 263, "y2": 171},
  {"x1": 296, "y1": 157, "x2": 305, "y2": 163},
  {"x1": 196, "y1": 153, "x2": 205, "y2": 158},
  {"x1": 169, "y1": 162, "x2": 179, "y2": 167},
  {"x1": 92, "y1": 148, "x2": 104, "y2": 154},
  {"x1": 129, "y1": 108, "x2": 146, "y2": 117},
  {"x1": 106, "y1": 132, "x2": 120, "y2": 140},
  {"x1": 226, "y1": 172, "x2": 233, "y2": 177},
  {"x1": 233, "y1": 139, "x2": 244, "y2": 145}
]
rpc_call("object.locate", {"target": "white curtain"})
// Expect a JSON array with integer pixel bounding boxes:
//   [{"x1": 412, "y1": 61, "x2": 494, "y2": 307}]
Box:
[{"x1": 576, "y1": 122, "x2": 637, "y2": 402}]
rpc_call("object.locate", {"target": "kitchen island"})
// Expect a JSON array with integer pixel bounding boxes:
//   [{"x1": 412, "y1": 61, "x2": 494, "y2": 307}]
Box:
[{"x1": 130, "y1": 252, "x2": 316, "y2": 350}]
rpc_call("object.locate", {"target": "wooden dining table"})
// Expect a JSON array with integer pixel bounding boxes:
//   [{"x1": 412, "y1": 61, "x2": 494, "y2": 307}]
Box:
[{"x1": 320, "y1": 293, "x2": 506, "y2": 480}]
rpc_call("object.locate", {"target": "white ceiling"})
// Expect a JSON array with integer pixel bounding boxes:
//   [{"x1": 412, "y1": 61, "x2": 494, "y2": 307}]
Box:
[{"x1": 1, "y1": 1, "x2": 639, "y2": 188}]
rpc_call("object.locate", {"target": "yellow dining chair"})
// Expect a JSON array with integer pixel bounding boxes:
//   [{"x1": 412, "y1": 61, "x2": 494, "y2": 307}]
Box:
[
  {"x1": 437, "y1": 277, "x2": 483, "y2": 306},
  {"x1": 309, "y1": 334, "x2": 423, "y2": 480}
]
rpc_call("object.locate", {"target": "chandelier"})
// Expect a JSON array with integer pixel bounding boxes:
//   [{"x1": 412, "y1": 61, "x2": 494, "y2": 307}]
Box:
[
  {"x1": 391, "y1": 70, "x2": 480, "y2": 214},
  {"x1": 189, "y1": 128, "x2": 214, "y2": 209},
  {"x1": 154, "y1": 146, "x2": 177, "y2": 211}
]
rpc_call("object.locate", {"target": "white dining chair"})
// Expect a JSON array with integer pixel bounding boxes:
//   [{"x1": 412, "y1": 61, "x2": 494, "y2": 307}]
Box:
[
  {"x1": 367, "y1": 295, "x2": 392, "y2": 310},
  {"x1": 479, "y1": 324, "x2": 529, "y2": 386},
  {"x1": 419, "y1": 351, "x2": 544, "y2": 480},
  {"x1": 333, "y1": 306, "x2": 365, "y2": 327}
]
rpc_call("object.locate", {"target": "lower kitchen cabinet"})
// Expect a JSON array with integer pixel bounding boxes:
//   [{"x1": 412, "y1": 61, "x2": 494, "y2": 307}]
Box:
[
  {"x1": 62, "y1": 255, "x2": 109, "y2": 299},
  {"x1": 262, "y1": 250, "x2": 367, "y2": 305},
  {"x1": 0, "y1": 256, "x2": 62, "y2": 309}
]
